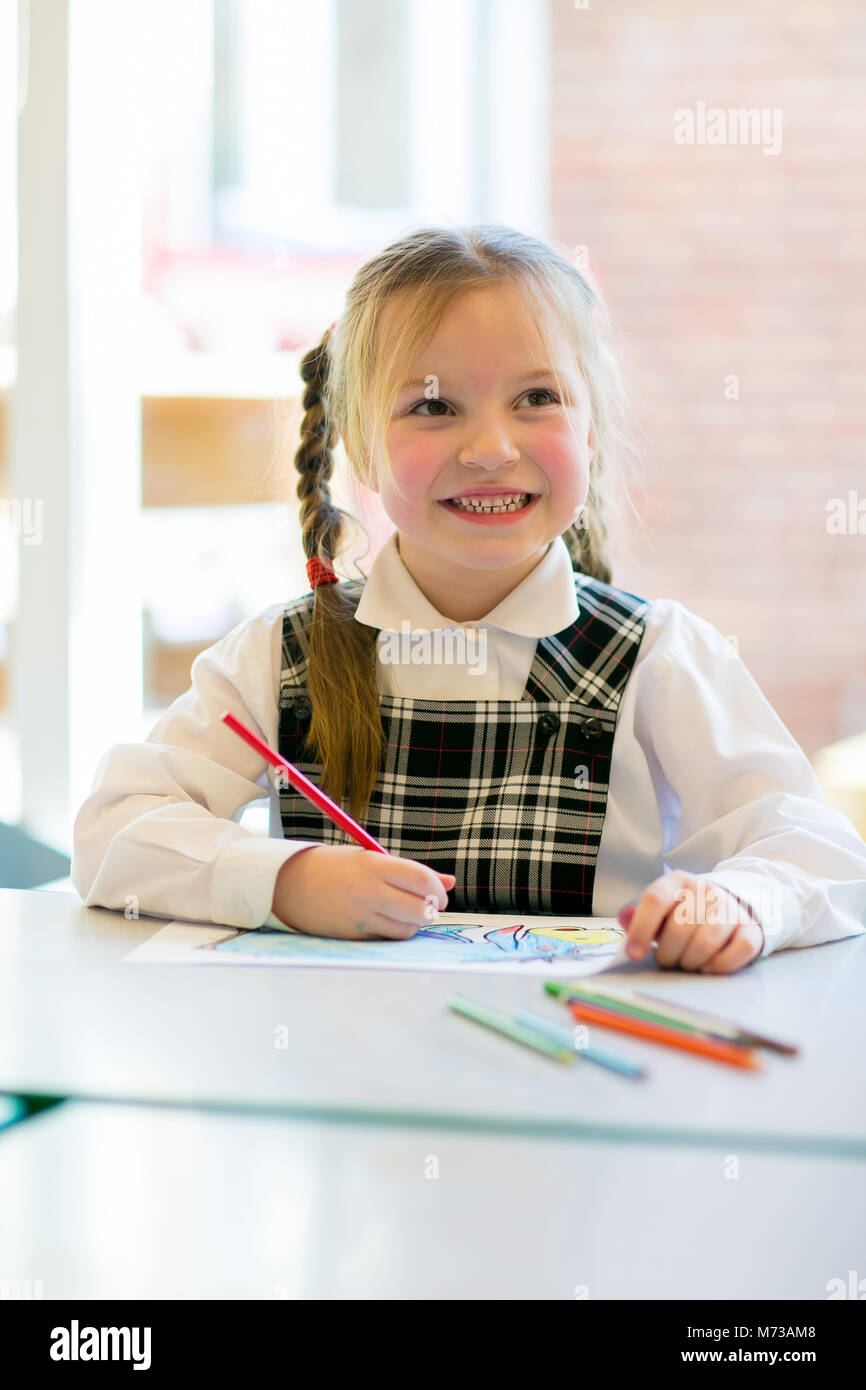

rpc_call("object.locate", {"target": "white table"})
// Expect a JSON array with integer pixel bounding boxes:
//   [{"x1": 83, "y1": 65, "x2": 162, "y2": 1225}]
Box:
[
  {"x1": 1, "y1": 889, "x2": 864, "y2": 1157},
  {"x1": 1, "y1": 888, "x2": 864, "y2": 1299},
  {"x1": 1, "y1": 1100, "x2": 863, "y2": 1299}
]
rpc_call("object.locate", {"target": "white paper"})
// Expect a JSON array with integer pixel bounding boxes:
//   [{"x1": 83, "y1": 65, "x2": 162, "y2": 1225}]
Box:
[{"x1": 125, "y1": 911, "x2": 631, "y2": 976}]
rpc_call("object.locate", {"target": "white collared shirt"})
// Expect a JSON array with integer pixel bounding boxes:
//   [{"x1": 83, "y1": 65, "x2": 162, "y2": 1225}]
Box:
[
  {"x1": 71, "y1": 530, "x2": 866, "y2": 957},
  {"x1": 353, "y1": 533, "x2": 579, "y2": 699}
]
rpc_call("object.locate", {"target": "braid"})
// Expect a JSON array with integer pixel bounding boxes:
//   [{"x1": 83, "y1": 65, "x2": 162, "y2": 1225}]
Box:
[
  {"x1": 563, "y1": 509, "x2": 612, "y2": 585},
  {"x1": 562, "y1": 463, "x2": 613, "y2": 585},
  {"x1": 296, "y1": 331, "x2": 341, "y2": 569},
  {"x1": 293, "y1": 330, "x2": 382, "y2": 823}
]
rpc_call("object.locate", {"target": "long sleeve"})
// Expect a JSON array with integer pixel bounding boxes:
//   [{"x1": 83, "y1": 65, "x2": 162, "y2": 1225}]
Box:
[
  {"x1": 70, "y1": 604, "x2": 324, "y2": 929},
  {"x1": 632, "y1": 600, "x2": 866, "y2": 957}
]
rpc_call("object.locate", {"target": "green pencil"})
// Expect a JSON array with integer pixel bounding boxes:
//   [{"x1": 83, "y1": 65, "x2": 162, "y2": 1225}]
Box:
[
  {"x1": 544, "y1": 980, "x2": 797, "y2": 1055},
  {"x1": 544, "y1": 979, "x2": 730, "y2": 1042},
  {"x1": 448, "y1": 994, "x2": 576, "y2": 1065}
]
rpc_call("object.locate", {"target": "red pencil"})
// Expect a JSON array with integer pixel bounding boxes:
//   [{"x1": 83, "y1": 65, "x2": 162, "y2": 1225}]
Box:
[{"x1": 221, "y1": 709, "x2": 389, "y2": 855}]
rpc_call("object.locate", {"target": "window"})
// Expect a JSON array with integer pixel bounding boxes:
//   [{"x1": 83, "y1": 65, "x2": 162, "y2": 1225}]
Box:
[{"x1": 144, "y1": 0, "x2": 549, "y2": 356}]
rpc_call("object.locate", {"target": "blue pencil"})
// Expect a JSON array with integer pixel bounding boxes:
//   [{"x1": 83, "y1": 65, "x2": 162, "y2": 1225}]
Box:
[{"x1": 513, "y1": 1008, "x2": 647, "y2": 1079}]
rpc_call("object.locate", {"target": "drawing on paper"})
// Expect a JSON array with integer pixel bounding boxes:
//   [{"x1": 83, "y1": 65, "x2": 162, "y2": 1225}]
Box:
[
  {"x1": 208, "y1": 918, "x2": 626, "y2": 966},
  {"x1": 416, "y1": 922, "x2": 622, "y2": 956}
]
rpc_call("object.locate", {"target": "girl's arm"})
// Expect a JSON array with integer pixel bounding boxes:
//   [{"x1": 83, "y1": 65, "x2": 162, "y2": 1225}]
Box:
[
  {"x1": 70, "y1": 604, "x2": 323, "y2": 930},
  {"x1": 632, "y1": 600, "x2": 866, "y2": 958}
]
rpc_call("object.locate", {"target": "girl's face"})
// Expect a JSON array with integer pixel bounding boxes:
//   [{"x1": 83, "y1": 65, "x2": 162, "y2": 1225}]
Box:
[{"x1": 364, "y1": 284, "x2": 593, "y2": 621}]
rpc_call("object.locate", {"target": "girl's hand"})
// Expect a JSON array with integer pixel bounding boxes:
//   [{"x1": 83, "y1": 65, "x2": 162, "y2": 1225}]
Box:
[
  {"x1": 618, "y1": 871, "x2": 764, "y2": 974},
  {"x1": 271, "y1": 844, "x2": 456, "y2": 941}
]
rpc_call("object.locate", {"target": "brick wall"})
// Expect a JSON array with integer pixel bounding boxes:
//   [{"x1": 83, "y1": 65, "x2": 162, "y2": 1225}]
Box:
[{"x1": 550, "y1": 0, "x2": 866, "y2": 755}]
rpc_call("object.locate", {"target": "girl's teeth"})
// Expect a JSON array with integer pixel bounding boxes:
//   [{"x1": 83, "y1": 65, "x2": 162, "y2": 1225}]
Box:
[{"x1": 450, "y1": 493, "x2": 531, "y2": 513}]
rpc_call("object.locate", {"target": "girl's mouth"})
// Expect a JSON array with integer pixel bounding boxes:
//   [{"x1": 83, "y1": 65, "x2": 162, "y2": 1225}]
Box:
[{"x1": 438, "y1": 492, "x2": 540, "y2": 523}]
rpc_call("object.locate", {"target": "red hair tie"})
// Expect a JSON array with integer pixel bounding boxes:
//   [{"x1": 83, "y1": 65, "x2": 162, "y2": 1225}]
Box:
[{"x1": 307, "y1": 556, "x2": 339, "y2": 589}]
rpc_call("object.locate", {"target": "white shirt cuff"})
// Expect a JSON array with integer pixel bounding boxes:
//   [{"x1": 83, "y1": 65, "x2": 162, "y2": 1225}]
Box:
[{"x1": 210, "y1": 837, "x2": 324, "y2": 930}]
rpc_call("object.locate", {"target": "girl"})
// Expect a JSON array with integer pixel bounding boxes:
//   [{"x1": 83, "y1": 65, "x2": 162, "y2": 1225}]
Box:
[{"x1": 72, "y1": 225, "x2": 866, "y2": 972}]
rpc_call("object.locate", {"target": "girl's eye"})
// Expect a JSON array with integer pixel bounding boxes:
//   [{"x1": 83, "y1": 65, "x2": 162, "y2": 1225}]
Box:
[
  {"x1": 407, "y1": 398, "x2": 453, "y2": 417},
  {"x1": 406, "y1": 388, "x2": 560, "y2": 417}
]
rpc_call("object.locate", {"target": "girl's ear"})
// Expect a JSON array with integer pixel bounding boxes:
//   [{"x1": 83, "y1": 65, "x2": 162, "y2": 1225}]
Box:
[
  {"x1": 349, "y1": 441, "x2": 379, "y2": 494},
  {"x1": 355, "y1": 447, "x2": 378, "y2": 497},
  {"x1": 587, "y1": 421, "x2": 597, "y2": 462}
]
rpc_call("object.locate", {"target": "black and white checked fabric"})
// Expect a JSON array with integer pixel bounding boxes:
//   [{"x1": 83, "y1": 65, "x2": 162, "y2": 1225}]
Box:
[{"x1": 276, "y1": 574, "x2": 651, "y2": 915}]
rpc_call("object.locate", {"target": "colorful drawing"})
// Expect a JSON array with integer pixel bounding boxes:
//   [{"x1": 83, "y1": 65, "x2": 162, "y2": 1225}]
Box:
[
  {"x1": 210, "y1": 917, "x2": 625, "y2": 969},
  {"x1": 416, "y1": 921, "x2": 621, "y2": 958}
]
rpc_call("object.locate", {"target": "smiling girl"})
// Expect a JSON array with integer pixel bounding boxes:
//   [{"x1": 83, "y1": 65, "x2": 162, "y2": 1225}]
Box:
[{"x1": 72, "y1": 225, "x2": 866, "y2": 971}]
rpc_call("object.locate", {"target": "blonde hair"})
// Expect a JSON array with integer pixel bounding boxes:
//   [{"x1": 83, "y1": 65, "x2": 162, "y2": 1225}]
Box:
[{"x1": 294, "y1": 223, "x2": 644, "y2": 822}]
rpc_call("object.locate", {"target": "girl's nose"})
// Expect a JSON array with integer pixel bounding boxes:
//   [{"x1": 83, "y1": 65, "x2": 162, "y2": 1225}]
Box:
[{"x1": 457, "y1": 426, "x2": 520, "y2": 469}]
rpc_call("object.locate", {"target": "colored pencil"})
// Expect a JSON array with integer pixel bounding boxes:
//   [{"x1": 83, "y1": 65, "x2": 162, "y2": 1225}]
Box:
[
  {"x1": 565, "y1": 998, "x2": 761, "y2": 1070},
  {"x1": 546, "y1": 980, "x2": 740, "y2": 1045},
  {"x1": 449, "y1": 996, "x2": 576, "y2": 1064},
  {"x1": 222, "y1": 709, "x2": 388, "y2": 854},
  {"x1": 546, "y1": 979, "x2": 797, "y2": 1055},
  {"x1": 513, "y1": 1009, "x2": 647, "y2": 1078},
  {"x1": 628, "y1": 988, "x2": 798, "y2": 1056}
]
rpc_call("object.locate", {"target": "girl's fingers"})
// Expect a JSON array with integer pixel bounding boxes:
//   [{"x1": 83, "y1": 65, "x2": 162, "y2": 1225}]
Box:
[
  {"x1": 348, "y1": 907, "x2": 430, "y2": 940},
  {"x1": 654, "y1": 909, "x2": 739, "y2": 969},
  {"x1": 359, "y1": 881, "x2": 445, "y2": 930},
  {"x1": 380, "y1": 857, "x2": 453, "y2": 911},
  {"x1": 653, "y1": 911, "x2": 708, "y2": 968},
  {"x1": 698, "y1": 920, "x2": 764, "y2": 974},
  {"x1": 625, "y1": 876, "x2": 760, "y2": 972},
  {"x1": 624, "y1": 873, "x2": 688, "y2": 960},
  {"x1": 672, "y1": 887, "x2": 755, "y2": 970},
  {"x1": 659, "y1": 883, "x2": 745, "y2": 967},
  {"x1": 673, "y1": 918, "x2": 741, "y2": 971}
]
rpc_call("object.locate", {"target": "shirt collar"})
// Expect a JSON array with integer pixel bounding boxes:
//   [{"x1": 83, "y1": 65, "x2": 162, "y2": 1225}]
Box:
[{"x1": 353, "y1": 531, "x2": 579, "y2": 637}]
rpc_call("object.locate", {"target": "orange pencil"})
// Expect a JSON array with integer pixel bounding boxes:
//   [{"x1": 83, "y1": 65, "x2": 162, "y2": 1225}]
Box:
[{"x1": 566, "y1": 998, "x2": 761, "y2": 1071}]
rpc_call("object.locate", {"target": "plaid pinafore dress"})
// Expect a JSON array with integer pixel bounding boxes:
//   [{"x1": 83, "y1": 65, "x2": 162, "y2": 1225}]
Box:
[{"x1": 272, "y1": 573, "x2": 651, "y2": 916}]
